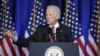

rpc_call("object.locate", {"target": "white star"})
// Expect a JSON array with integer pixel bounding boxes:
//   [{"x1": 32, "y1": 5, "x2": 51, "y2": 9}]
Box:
[
  {"x1": 41, "y1": 13, "x2": 43, "y2": 16},
  {"x1": 73, "y1": 8, "x2": 75, "y2": 10},
  {"x1": 31, "y1": 28, "x2": 34, "y2": 30},
  {"x1": 68, "y1": 0, "x2": 70, "y2": 3},
  {"x1": 7, "y1": 6, "x2": 9, "y2": 9},
  {"x1": 68, "y1": 24, "x2": 71, "y2": 27},
  {"x1": 37, "y1": 15, "x2": 40, "y2": 19},
  {"x1": 94, "y1": 34, "x2": 96, "y2": 37},
  {"x1": 61, "y1": 21, "x2": 64, "y2": 24},
  {"x1": 90, "y1": 28, "x2": 93, "y2": 31},
  {"x1": 29, "y1": 21, "x2": 32, "y2": 24},
  {"x1": 62, "y1": 17, "x2": 65, "y2": 19},
  {"x1": 28, "y1": 26, "x2": 31, "y2": 29},
  {"x1": 31, "y1": 13, "x2": 33, "y2": 16},
  {"x1": 7, "y1": 11, "x2": 9, "y2": 14},
  {"x1": 36, "y1": 20, "x2": 39, "y2": 23},
  {"x1": 1, "y1": 27, "x2": 3, "y2": 30},
  {"x1": 8, "y1": 25, "x2": 11, "y2": 28},
  {"x1": 94, "y1": 10, "x2": 96, "y2": 13},
  {"x1": 96, "y1": 11, "x2": 98, "y2": 13},
  {"x1": 75, "y1": 27, "x2": 78, "y2": 29},
  {"x1": 0, "y1": 17, "x2": 1, "y2": 20},
  {"x1": 0, "y1": 32, "x2": 2, "y2": 34},
  {"x1": 6, "y1": 15, "x2": 8, "y2": 18},
  {"x1": 95, "y1": 25, "x2": 97, "y2": 27},
  {"x1": 73, "y1": 3, "x2": 75, "y2": 6},
  {"x1": 10, "y1": 17, "x2": 12, "y2": 20},
  {"x1": 75, "y1": 31, "x2": 78, "y2": 34},
  {"x1": 9, "y1": 21, "x2": 12, "y2": 24},
  {"x1": 72, "y1": 16, "x2": 75, "y2": 19},
  {"x1": 31, "y1": 32, "x2": 33, "y2": 35},
  {"x1": 36, "y1": 25, "x2": 38, "y2": 27},
  {"x1": 72, "y1": 12, "x2": 75, "y2": 15},
  {"x1": 43, "y1": 19, "x2": 46, "y2": 22},
  {"x1": 94, "y1": 29, "x2": 97, "y2": 32},
  {"x1": 39, "y1": 3, "x2": 41, "y2": 6},
  {"x1": 76, "y1": 18, "x2": 78, "y2": 21},
  {"x1": 79, "y1": 28, "x2": 81, "y2": 30},
  {"x1": 41, "y1": 9, "x2": 44, "y2": 11},
  {"x1": 71, "y1": 25, "x2": 74, "y2": 28},
  {"x1": 72, "y1": 21, "x2": 74, "y2": 24},
  {"x1": 71, "y1": 29, "x2": 74, "y2": 32},
  {"x1": 36, "y1": 6, "x2": 38, "y2": 8},
  {"x1": 38, "y1": 11, "x2": 40, "y2": 14},
  {"x1": 75, "y1": 22, "x2": 78, "y2": 25},
  {"x1": 30, "y1": 17, "x2": 33, "y2": 20},
  {"x1": 90, "y1": 24, "x2": 93, "y2": 26},
  {"x1": 74, "y1": 35, "x2": 77, "y2": 38},
  {"x1": 69, "y1": 15, "x2": 72, "y2": 18},
  {"x1": 79, "y1": 32, "x2": 82, "y2": 35},
  {"x1": 39, "y1": 22, "x2": 41, "y2": 24},
  {"x1": 6, "y1": 20, "x2": 8, "y2": 23},
  {"x1": 42, "y1": 23, "x2": 45, "y2": 25},
  {"x1": 40, "y1": 18, "x2": 43, "y2": 20},
  {"x1": 36, "y1": 1, "x2": 39, "y2": 4},
  {"x1": 68, "y1": 19, "x2": 71, "y2": 22}
]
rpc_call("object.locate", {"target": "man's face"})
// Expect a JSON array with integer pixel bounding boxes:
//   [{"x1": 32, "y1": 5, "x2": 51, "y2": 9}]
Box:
[{"x1": 46, "y1": 7, "x2": 58, "y2": 26}]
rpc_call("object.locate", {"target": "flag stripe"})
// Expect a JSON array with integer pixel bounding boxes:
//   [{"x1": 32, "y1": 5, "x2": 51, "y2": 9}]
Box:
[
  {"x1": 0, "y1": 41, "x2": 8, "y2": 56},
  {"x1": 77, "y1": 36, "x2": 89, "y2": 56},
  {"x1": 3, "y1": 39, "x2": 12, "y2": 56},
  {"x1": 5, "y1": 37, "x2": 16, "y2": 56},
  {"x1": 88, "y1": 41, "x2": 98, "y2": 56}
]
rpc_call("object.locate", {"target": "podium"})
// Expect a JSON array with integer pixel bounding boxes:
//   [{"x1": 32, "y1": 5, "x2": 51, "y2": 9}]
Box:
[{"x1": 29, "y1": 43, "x2": 79, "y2": 56}]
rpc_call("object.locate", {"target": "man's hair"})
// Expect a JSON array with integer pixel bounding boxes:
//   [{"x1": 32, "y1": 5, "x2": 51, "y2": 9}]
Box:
[{"x1": 47, "y1": 5, "x2": 61, "y2": 19}]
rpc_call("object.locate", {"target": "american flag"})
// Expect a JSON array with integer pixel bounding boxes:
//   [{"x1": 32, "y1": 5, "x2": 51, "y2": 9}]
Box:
[
  {"x1": 35, "y1": 0, "x2": 66, "y2": 28},
  {"x1": 0, "y1": 0, "x2": 20, "y2": 56},
  {"x1": 86, "y1": 1, "x2": 99, "y2": 56},
  {"x1": 0, "y1": 0, "x2": 34, "y2": 56},
  {"x1": 67, "y1": 0, "x2": 99, "y2": 56},
  {"x1": 35, "y1": 0, "x2": 46, "y2": 28}
]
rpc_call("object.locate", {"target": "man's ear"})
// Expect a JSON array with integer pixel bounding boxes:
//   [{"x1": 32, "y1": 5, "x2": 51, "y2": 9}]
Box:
[{"x1": 57, "y1": 15, "x2": 60, "y2": 20}]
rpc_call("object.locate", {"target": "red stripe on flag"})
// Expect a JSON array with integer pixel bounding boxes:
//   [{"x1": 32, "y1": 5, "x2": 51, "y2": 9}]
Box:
[
  {"x1": 0, "y1": 41, "x2": 8, "y2": 56},
  {"x1": 18, "y1": 47, "x2": 26, "y2": 56},
  {"x1": 5, "y1": 37, "x2": 16, "y2": 56},
  {"x1": 88, "y1": 40, "x2": 98, "y2": 56},
  {"x1": 77, "y1": 37, "x2": 89, "y2": 56},
  {"x1": 21, "y1": 49, "x2": 26, "y2": 56}
]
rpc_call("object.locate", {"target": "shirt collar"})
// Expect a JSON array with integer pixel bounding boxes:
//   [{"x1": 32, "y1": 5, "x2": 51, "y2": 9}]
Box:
[{"x1": 49, "y1": 22, "x2": 59, "y2": 28}]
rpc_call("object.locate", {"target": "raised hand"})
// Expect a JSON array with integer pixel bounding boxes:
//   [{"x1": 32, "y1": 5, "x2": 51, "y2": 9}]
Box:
[{"x1": 4, "y1": 29, "x2": 16, "y2": 38}]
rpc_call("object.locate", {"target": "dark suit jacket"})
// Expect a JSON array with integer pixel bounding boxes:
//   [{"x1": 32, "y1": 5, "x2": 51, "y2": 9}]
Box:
[{"x1": 15, "y1": 24, "x2": 72, "y2": 47}]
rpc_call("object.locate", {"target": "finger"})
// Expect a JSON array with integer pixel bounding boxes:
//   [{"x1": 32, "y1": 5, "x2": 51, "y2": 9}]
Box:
[{"x1": 3, "y1": 29, "x2": 8, "y2": 32}]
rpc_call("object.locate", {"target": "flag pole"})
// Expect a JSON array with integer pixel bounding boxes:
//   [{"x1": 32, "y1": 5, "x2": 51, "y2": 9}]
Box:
[
  {"x1": 33, "y1": 0, "x2": 36, "y2": 32},
  {"x1": 65, "y1": 0, "x2": 68, "y2": 25},
  {"x1": 2, "y1": 0, "x2": 8, "y2": 56},
  {"x1": 98, "y1": 0, "x2": 100, "y2": 50}
]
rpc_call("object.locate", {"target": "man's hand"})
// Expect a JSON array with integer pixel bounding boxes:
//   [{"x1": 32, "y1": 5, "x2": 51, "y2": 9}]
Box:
[{"x1": 4, "y1": 29, "x2": 16, "y2": 38}]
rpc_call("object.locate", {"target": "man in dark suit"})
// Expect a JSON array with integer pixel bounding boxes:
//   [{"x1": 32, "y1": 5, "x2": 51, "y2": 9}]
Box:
[{"x1": 5, "y1": 5, "x2": 72, "y2": 47}]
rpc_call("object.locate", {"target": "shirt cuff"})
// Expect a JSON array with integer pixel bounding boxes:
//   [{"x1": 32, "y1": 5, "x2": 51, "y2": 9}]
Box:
[{"x1": 12, "y1": 35, "x2": 18, "y2": 42}]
